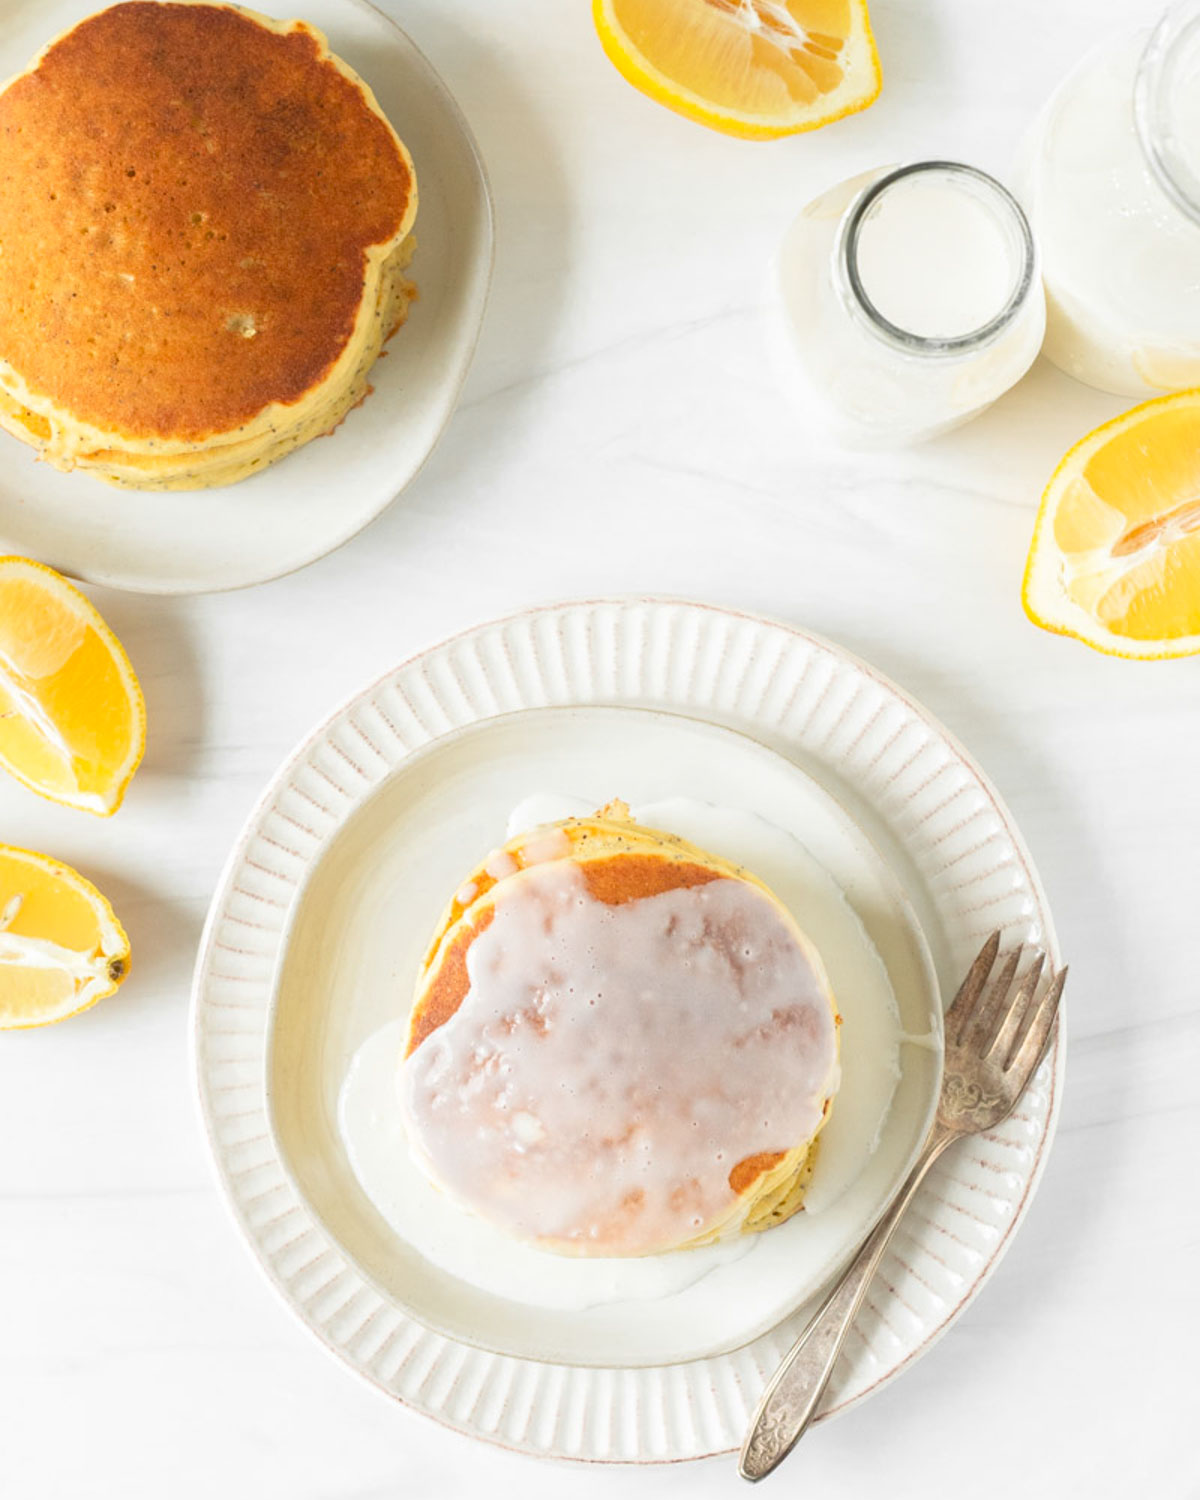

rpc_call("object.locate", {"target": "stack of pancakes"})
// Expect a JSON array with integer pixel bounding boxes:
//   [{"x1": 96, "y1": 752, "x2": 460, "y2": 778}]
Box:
[
  {"x1": 401, "y1": 803, "x2": 842, "y2": 1258},
  {"x1": 0, "y1": 2, "x2": 417, "y2": 489}
]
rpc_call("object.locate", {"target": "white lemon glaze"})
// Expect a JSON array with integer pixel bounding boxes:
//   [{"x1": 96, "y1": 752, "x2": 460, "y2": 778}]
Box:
[
  {"x1": 400, "y1": 857, "x2": 838, "y2": 1255},
  {"x1": 337, "y1": 797, "x2": 908, "y2": 1310}
]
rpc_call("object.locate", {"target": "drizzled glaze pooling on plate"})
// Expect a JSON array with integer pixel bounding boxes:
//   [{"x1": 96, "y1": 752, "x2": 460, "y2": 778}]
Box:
[{"x1": 400, "y1": 857, "x2": 840, "y2": 1255}]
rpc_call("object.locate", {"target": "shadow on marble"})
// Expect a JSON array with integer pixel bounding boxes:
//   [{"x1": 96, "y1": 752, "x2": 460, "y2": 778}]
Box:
[
  {"x1": 920, "y1": 356, "x2": 1128, "y2": 499},
  {"x1": 87, "y1": 591, "x2": 207, "y2": 784},
  {"x1": 76, "y1": 865, "x2": 203, "y2": 1023},
  {"x1": 356, "y1": 3, "x2": 574, "y2": 549},
  {"x1": 861, "y1": 0, "x2": 952, "y2": 117}
]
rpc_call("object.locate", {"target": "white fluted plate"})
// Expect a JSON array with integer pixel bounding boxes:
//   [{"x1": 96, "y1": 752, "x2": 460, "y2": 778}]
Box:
[
  {"x1": 0, "y1": 0, "x2": 492, "y2": 593},
  {"x1": 193, "y1": 599, "x2": 1064, "y2": 1462}
]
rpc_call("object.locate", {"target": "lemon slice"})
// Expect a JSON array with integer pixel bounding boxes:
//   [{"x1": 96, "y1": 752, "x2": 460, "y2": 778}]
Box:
[
  {"x1": 1024, "y1": 390, "x2": 1200, "y2": 659},
  {"x1": 0, "y1": 557, "x2": 145, "y2": 813},
  {"x1": 0, "y1": 846, "x2": 129, "y2": 1028},
  {"x1": 593, "y1": 0, "x2": 881, "y2": 139}
]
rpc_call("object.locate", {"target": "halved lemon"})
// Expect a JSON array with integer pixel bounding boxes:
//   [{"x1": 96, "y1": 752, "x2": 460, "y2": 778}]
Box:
[
  {"x1": 0, "y1": 846, "x2": 129, "y2": 1028},
  {"x1": 1024, "y1": 390, "x2": 1200, "y2": 659},
  {"x1": 593, "y1": 0, "x2": 881, "y2": 140},
  {"x1": 0, "y1": 556, "x2": 145, "y2": 813}
]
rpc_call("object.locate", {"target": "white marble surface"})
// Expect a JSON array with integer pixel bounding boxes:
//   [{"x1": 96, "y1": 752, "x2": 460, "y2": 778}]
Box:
[{"x1": 2, "y1": 0, "x2": 1197, "y2": 1494}]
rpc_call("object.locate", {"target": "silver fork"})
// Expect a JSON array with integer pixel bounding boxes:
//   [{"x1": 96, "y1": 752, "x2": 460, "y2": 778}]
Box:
[{"x1": 739, "y1": 931, "x2": 1067, "y2": 1482}]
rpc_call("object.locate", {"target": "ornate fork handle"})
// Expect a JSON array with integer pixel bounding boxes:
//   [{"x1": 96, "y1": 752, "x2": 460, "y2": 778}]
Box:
[{"x1": 739, "y1": 1128, "x2": 958, "y2": 1482}]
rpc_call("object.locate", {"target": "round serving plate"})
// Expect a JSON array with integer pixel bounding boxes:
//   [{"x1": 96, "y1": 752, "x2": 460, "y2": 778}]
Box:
[
  {"x1": 0, "y1": 0, "x2": 493, "y2": 593},
  {"x1": 262, "y1": 706, "x2": 944, "y2": 1370},
  {"x1": 193, "y1": 598, "x2": 1064, "y2": 1463}
]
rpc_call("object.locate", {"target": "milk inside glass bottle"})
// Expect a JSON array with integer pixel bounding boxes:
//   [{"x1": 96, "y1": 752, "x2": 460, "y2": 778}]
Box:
[
  {"x1": 775, "y1": 162, "x2": 1045, "y2": 447},
  {"x1": 1016, "y1": 0, "x2": 1200, "y2": 395}
]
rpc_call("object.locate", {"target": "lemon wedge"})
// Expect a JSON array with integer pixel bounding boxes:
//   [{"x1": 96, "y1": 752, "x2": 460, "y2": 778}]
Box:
[
  {"x1": 0, "y1": 846, "x2": 129, "y2": 1028},
  {"x1": 593, "y1": 0, "x2": 881, "y2": 139},
  {"x1": 0, "y1": 557, "x2": 145, "y2": 813},
  {"x1": 1024, "y1": 390, "x2": 1200, "y2": 658}
]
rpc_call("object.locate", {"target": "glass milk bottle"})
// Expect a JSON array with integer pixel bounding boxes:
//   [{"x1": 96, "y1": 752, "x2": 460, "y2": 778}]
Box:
[
  {"x1": 1016, "y1": 0, "x2": 1200, "y2": 396},
  {"x1": 774, "y1": 162, "x2": 1045, "y2": 447}
]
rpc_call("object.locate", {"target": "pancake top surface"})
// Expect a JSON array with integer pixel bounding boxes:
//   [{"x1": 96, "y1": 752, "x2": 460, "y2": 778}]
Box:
[
  {"x1": 402, "y1": 822, "x2": 840, "y2": 1256},
  {"x1": 0, "y1": 2, "x2": 415, "y2": 441}
]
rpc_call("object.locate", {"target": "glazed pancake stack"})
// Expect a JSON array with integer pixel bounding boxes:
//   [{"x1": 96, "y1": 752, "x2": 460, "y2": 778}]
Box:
[
  {"x1": 401, "y1": 803, "x2": 841, "y2": 1257},
  {"x1": 0, "y1": 1, "x2": 417, "y2": 489}
]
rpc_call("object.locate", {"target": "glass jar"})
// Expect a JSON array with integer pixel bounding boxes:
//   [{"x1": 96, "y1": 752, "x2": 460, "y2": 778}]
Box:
[
  {"x1": 774, "y1": 161, "x2": 1045, "y2": 447},
  {"x1": 1016, "y1": 0, "x2": 1200, "y2": 396}
]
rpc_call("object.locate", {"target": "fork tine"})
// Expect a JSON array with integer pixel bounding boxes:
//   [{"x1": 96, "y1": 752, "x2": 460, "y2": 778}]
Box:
[
  {"x1": 967, "y1": 945, "x2": 1023, "y2": 1051},
  {"x1": 983, "y1": 951, "x2": 1044, "y2": 1057},
  {"x1": 944, "y1": 930, "x2": 1002, "y2": 1045},
  {"x1": 1006, "y1": 967, "x2": 1067, "y2": 1076},
  {"x1": 987, "y1": 955, "x2": 1045, "y2": 1064}
]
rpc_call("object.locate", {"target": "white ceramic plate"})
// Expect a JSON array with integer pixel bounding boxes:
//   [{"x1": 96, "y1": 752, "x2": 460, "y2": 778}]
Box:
[
  {"x1": 267, "y1": 709, "x2": 943, "y2": 1368},
  {"x1": 193, "y1": 599, "x2": 1064, "y2": 1462},
  {"x1": 0, "y1": 0, "x2": 493, "y2": 594}
]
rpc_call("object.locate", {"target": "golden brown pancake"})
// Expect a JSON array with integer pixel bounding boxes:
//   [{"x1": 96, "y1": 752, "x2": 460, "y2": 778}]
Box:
[
  {"x1": 0, "y1": 1, "x2": 417, "y2": 487},
  {"x1": 401, "y1": 803, "x2": 841, "y2": 1257}
]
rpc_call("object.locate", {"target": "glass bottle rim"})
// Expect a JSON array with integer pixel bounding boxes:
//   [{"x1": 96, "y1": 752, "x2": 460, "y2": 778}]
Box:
[
  {"x1": 834, "y1": 161, "x2": 1037, "y2": 359},
  {"x1": 1135, "y1": 0, "x2": 1200, "y2": 226}
]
